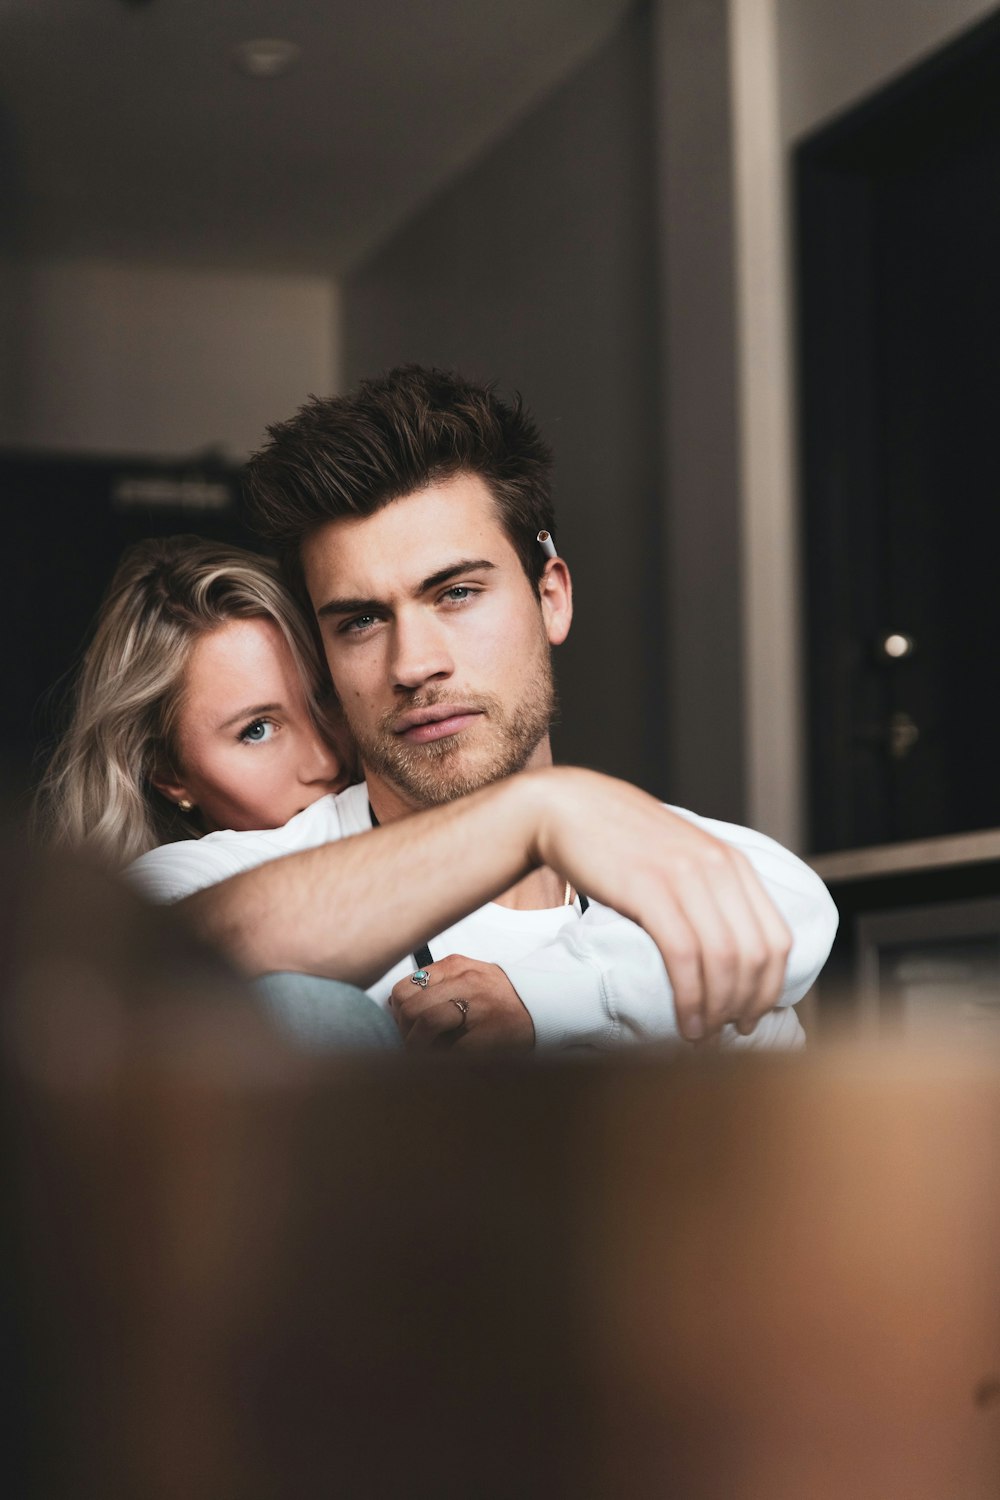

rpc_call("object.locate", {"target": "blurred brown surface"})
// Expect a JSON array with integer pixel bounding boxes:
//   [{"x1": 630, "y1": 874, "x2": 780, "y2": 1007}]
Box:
[{"x1": 4, "y1": 844, "x2": 1000, "y2": 1498}]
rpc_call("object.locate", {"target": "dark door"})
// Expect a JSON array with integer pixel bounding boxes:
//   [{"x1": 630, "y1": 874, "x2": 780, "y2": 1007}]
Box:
[
  {"x1": 1, "y1": 451, "x2": 258, "y2": 797},
  {"x1": 798, "y1": 9, "x2": 1000, "y2": 852}
]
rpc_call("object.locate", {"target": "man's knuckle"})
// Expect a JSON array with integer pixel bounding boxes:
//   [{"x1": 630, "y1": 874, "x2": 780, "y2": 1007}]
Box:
[
  {"x1": 709, "y1": 938, "x2": 739, "y2": 975},
  {"x1": 744, "y1": 941, "x2": 769, "y2": 974},
  {"x1": 700, "y1": 844, "x2": 729, "y2": 873},
  {"x1": 669, "y1": 935, "x2": 699, "y2": 968}
]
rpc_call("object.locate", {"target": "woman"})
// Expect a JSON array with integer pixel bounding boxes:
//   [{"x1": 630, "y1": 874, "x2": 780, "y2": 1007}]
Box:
[{"x1": 35, "y1": 535, "x2": 353, "y2": 867}]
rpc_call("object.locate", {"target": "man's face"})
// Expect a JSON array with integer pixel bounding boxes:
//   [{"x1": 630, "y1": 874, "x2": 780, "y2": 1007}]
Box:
[{"x1": 301, "y1": 474, "x2": 572, "y2": 815}]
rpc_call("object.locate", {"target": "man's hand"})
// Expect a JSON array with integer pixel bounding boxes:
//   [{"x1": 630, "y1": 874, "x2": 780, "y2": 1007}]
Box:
[
  {"x1": 388, "y1": 955, "x2": 535, "y2": 1052},
  {"x1": 533, "y1": 770, "x2": 794, "y2": 1044}
]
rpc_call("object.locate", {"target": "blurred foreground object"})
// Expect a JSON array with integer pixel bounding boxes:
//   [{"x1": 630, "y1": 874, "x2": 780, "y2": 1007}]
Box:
[{"x1": 3, "y1": 843, "x2": 1000, "y2": 1497}]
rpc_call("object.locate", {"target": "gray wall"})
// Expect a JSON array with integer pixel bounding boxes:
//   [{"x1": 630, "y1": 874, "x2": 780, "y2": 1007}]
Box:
[
  {"x1": 777, "y1": 0, "x2": 1000, "y2": 142},
  {"x1": 342, "y1": 5, "x2": 666, "y2": 795},
  {"x1": 651, "y1": 0, "x2": 748, "y2": 827},
  {"x1": 0, "y1": 259, "x2": 335, "y2": 460}
]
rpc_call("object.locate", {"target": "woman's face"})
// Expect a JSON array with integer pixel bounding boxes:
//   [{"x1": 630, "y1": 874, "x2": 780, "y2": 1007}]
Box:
[{"x1": 155, "y1": 616, "x2": 347, "y2": 833}]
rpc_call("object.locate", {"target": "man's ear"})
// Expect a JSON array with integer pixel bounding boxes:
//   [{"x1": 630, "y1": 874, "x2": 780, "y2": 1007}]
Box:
[{"x1": 539, "y1": 557, "x2": 572, "y2": 646}]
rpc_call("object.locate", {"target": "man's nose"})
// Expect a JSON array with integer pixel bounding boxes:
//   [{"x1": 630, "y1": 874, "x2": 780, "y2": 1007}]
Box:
[{"x1": 390, "y1": 610, "x2": 454, "y2": 691}]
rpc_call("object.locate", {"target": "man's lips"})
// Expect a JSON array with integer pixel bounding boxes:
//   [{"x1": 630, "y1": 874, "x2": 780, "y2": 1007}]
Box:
[{"x1": 392, "y1": 705, "x2": 483, "y2": 744}]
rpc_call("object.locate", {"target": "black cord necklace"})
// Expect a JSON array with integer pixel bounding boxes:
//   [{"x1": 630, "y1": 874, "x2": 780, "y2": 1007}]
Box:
[{"x1": 367, "y1": 799, "x2": 588, "y2": 971}]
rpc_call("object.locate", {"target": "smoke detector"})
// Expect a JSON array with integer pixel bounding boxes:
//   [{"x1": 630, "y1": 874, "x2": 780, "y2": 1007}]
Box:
[{"x1": 234, "y1": 38, "x2": 301, "y2": 79}]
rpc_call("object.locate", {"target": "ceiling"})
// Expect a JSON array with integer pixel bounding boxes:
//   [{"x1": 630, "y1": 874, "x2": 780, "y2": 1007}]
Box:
[{"x1": 0, "y1": 0, "x2": 632, "y2": 275}]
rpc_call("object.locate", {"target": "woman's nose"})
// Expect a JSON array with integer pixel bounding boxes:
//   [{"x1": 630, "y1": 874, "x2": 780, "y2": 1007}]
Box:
[{"x1": 300, "y1": 727, "x2": 343, "y2": 786}]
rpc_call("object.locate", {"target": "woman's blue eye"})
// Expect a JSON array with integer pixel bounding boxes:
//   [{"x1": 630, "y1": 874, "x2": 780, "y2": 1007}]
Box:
[{"x1": 239, "y1": 719, "x2": 275, "y2": 744}]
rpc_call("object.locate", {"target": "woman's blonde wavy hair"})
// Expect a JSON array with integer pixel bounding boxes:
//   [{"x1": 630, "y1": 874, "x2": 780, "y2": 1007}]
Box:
[{"x1": 35, "y1": 535, "x2": 349, "y2": 868}]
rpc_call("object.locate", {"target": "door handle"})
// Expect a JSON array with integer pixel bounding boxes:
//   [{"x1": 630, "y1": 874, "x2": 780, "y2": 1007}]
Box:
[{"x1": 853, "y1": 711, "x2": 920, "y2": 760}]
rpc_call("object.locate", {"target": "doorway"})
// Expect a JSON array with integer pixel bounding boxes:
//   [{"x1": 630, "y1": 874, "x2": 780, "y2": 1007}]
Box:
[{"x1": 797, "y1": 9, "x2": 1000, "y2": 853}]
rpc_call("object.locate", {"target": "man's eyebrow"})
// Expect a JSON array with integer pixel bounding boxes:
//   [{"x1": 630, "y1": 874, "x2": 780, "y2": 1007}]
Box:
[
  {"x1": 316, "y1": 594, "x2": 385, "y2": 620},
  {"x1": 419, "y1": 558, "x2": 496, "y2": 592},
  {"x1": 218, "y1": 702, "x2": 282, "y2": 730},
  {"x1": 316, "y1": 559, "x2": 497, "y2": 619}
]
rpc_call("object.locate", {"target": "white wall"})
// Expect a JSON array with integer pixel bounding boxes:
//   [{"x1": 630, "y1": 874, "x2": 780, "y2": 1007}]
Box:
[
  {"x1": 728, "y1": 0, "x2": 802, "y2": 849},
  {"x1": 0, "y1": 259, "x2": 338, "y2": 460}
]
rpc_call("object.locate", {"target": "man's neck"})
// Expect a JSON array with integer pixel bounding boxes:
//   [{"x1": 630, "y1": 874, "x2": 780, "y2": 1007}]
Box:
[
  {"x1": 365, "y1": 778, "x2": 422, "y2": 828},
  {"x1": 490, "y1": 865, "x2": 568, "y2": 911},
  {"x1": 364, "y1": 746, "x2": 569, "y2": 911}
]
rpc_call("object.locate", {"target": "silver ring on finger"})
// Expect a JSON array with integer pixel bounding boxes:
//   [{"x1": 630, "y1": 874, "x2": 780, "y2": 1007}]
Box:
[
  {"x1": 410, "y1": 969, "x2": 430, "y2": 988},
  {"x1": 452, "y1": 997, "x2": 469, "y2": 1024}
]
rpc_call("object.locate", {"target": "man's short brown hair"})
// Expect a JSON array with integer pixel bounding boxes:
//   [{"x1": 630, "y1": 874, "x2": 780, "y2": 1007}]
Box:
[{"x1": 244, "y1": 365, "x2": 556, "y2": 600}]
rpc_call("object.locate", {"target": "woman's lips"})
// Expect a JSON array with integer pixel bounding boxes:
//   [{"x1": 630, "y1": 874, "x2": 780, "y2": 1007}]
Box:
[{"x1": 398, "y1": 711, "x2": 481, "y2": 744}]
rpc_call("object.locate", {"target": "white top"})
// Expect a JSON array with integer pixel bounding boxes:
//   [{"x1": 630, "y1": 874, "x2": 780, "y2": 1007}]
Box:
[{"x1": 128, "y1": 782, "x2": 839, "y2": 1050}]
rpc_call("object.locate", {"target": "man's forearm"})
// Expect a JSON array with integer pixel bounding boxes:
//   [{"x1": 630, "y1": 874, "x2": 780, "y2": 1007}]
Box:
[{"x1": 179, "y1": 773, "x2": 550, "y2": 985}]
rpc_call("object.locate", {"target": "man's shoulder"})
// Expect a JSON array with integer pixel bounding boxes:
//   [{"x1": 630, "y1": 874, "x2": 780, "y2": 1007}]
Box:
[
  {"x1": 663, "y1": 802, "x2": 825, "y2": 888},
  {"x1": 127, "y1": 782, "x2": 372, "y2": 904}
]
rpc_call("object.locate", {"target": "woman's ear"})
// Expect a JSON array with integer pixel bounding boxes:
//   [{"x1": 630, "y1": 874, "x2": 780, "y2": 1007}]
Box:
[
  {"x1": 539, "y1": 557, "x2": 573, "y2": 646},
  {"x1": 149, "y1": 767, "x2": 193, "y2": 809}
]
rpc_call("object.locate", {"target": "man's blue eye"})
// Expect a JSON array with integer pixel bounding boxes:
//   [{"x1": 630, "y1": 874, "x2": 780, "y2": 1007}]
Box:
[
  {"x1": 344, "y1": 614, "x2": 377, "y2": 633},
  {"x1": 445, "y1": 587, "x2": 472, "y2": 601}
]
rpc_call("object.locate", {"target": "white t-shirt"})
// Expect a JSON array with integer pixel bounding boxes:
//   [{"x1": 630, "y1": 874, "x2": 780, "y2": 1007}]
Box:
[{"x1": 128, "y1": 782, "x2": 838, "y2": 1049}]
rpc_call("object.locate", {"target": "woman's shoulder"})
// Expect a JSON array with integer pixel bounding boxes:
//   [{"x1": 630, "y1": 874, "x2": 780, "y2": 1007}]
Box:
[{"x1": 127, "y1": 784, "x2": 368, "y2": 905}]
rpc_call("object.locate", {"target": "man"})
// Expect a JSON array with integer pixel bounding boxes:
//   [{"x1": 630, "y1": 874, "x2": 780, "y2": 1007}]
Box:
[{"x1": 130, "y1": 367, "x2": 836, "y2": 1050}]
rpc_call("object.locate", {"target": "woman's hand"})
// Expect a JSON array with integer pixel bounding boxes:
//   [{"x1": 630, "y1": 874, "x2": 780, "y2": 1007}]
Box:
[{"x1": 389, "y1": 955, "x2": 534, "y2": 1052}]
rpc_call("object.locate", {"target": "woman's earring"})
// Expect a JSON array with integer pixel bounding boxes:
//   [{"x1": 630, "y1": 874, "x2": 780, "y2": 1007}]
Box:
[{"x1": 177, "y1": 799, "x2": 194, "y2": 813}]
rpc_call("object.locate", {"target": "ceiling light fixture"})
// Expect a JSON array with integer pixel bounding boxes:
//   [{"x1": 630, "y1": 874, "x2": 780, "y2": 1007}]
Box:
[{"x1": 234, "y1": 38, "x2": 301, "y2": 79}]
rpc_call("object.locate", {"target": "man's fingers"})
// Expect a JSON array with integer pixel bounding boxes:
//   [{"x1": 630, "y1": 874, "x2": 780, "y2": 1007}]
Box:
[
  {"x1": 644, "y1": 852, "x2": 787, "y2": 1040},
  {"x1": 729, "y1": 852, "x2": 792, "y2": 1030},
  {"x1": 666, "y1": 863, "x2": 768, "y2": 1037},
  {"x1": 639, "y1": 889, "x2": 708, "y2": 1041},
  {"x1": 678, "y1": 857, "x2": 775, "y2": 1033}
]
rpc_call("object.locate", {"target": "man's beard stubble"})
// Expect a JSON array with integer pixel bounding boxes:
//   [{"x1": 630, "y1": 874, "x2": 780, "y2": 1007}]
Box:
[{"x1": 350, "y1": 658, "x2": 557, "y2": 808}]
